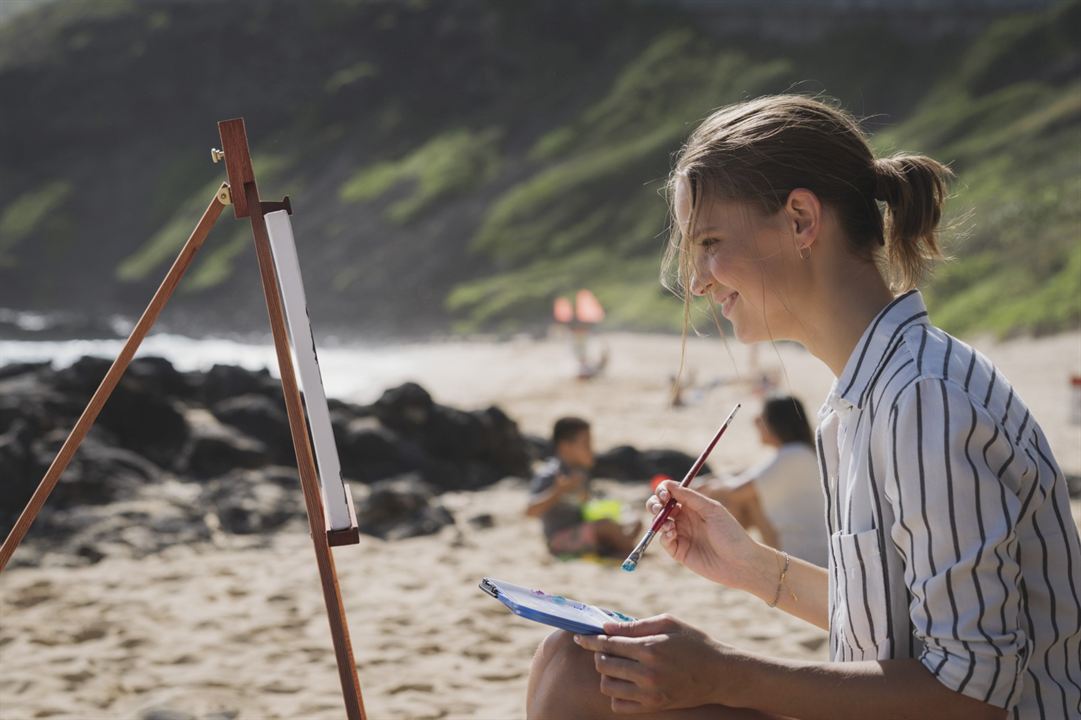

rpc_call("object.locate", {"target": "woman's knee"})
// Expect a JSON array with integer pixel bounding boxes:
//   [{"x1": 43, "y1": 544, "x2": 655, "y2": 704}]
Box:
[{"x1": 527, "y1": 630, "x2": 606, "y2": 718}]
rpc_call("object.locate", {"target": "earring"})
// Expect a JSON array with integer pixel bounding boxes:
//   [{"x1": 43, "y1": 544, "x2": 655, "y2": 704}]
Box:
[{"x1": 797, "y1": 245, "x2": 810, "y2": 260}]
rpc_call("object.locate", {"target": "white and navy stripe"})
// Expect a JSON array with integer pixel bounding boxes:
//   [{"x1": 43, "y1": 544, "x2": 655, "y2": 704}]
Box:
[{"x1": 818, "y1": 289, "x2": 1081, "y2": 718}]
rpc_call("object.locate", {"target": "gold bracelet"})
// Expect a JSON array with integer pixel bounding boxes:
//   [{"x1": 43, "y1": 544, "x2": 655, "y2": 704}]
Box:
[{"x1": 766, "y1": 550, "x2": 790, "y2": 608}]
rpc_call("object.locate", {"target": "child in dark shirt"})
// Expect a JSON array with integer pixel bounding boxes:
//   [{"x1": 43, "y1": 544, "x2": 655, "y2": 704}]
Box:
[{"x1": 525, "y1": 417, "x2": 640, "y2": 557}]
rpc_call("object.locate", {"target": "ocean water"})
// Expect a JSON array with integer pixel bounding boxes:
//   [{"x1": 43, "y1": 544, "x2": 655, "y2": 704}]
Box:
[{"x1": 0, "y1": 328, "x2": 416, "y2": 403}]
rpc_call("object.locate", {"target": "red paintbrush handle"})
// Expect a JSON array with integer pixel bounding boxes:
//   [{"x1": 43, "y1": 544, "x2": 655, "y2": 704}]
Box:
[{"x1": 645, "y1": 403, "x2": 741, "y2": 534}]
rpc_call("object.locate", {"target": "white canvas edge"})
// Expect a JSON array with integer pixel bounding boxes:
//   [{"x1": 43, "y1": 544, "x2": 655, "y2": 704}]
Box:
[{"x1": 264, "y1": 210, "x2": 353, "y2": 532}]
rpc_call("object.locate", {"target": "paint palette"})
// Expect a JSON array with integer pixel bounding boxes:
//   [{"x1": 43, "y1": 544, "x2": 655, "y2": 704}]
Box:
[{"x1": 479, "y1": 578, "x2": 634, "y2": 635}]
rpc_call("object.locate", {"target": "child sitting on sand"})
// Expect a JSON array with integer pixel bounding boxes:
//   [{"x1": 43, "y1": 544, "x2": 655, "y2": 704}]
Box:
[{"x1": 525, "y1": 417, "x2": 640, "y2": 557}]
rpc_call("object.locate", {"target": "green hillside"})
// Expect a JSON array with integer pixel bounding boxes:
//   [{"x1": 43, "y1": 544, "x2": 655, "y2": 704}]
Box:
[{"x1": 0, "y1": 0, "x2": 1076, "y2": 338}]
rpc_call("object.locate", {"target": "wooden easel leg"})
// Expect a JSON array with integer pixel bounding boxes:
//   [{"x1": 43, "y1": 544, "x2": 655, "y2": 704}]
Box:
[
  {"x1": 0, "y1": 186, "x2": 229, "y2": 574},
  {"x1": 242, "y1": 183, "x2": 367, "y2": 720}
]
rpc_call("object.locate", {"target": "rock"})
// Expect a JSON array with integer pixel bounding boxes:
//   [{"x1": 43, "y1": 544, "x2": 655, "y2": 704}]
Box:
[
  {"x1": 126, "y1": 356, "x2": 196, "y2": 401},
  {"x1": 28, "y1": 432, "x2": 160, "y2": 510},
  {"x1": 53, "y1": 356, "x2": 190, "y2": 468},
  {"x1": 0, "y1": 360, "x2": 50, "y2": 382},
  {"x1": 639, "y1": 449, "x2": 706, "y2": 482},
  {"x1": 336, "y1": 417, "x2": 424, "y2": 483},
  {"x1": 370, "y1": 383, "x2": 532, "y2": 489},
  {"x1": 372, "y1": 382, "x2": 434, "y2": 434},
  {"x1": 199, "y1": 364, "x2": 279, "y2": 406},
  {"x1": 200, "y1": 468, "x2": 305, "y2": 534},
  {"x1": 355, "y1": 474, "x2": 454, "y2": 540},
  {"x1": 0, "y1": 421, "x2": 37, "y2": 535},
  {"x1": 180, "y1": 409, "x2": 268, "y2": 478},
  {"x1": 473, "y1": 405, "x2": 532, "y2": 478},
  {"x1": 593, "y1": 445, "x2": 707, "y2": 482},
  {"x1": 97, "y1": 387, "x2": 189, "y2": 469},
  {"x1": 592, "y1": 445, "x2": 642, "y2": 480},
  {"x1": 523, "y1": 433, "x2": 552, "y2": 462},
  {"x1": 53, "y1": 356, "x2": 112, "y2": 396},
  {"x1": 212, "y1": 394, "x2": 294, "y2": 464}
]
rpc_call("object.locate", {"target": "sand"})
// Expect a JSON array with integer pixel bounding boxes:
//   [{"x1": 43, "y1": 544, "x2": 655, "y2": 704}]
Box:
[{"x1": 2, "y1": 330, "x2": 1079, "y2": 719}]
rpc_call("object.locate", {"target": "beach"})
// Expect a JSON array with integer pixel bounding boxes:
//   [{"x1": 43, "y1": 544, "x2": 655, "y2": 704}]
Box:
[{"x1": 1, "y1": 330, "x2": 1079, "y2": 719}]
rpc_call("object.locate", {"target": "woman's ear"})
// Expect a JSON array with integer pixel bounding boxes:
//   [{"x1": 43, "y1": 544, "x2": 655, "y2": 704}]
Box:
[{"x1": 785, "y1": 188, "x2": 821, "y2": 255}]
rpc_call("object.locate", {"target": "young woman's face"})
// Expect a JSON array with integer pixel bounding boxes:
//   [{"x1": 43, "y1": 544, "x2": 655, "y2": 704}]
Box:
[{"x1": 674, "y1": 175, "x2": 803, "y2": 343}]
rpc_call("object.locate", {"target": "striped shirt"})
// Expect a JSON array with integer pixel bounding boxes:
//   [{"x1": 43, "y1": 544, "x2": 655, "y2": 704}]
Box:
[{"x1": 818, "y1": 289, "x2": 1081, "y2": 718}]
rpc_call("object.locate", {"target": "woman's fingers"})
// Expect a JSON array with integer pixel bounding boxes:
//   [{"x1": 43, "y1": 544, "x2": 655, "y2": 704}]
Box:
[
  {"x1": 574, "y1": 634, "x2": 651, "y2": 662},
  {"x1": 594, "y1": 652, "x2": 647, "y2": 683},
  {"x1": 599, "y1": 674, "x2": 649, "y2": 702},
  {"x1": 645, "y1": 496, "x2": 682, "y2": 519}
]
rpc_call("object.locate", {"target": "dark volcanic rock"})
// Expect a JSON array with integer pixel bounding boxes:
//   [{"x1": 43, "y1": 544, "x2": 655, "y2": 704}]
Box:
[
  {"x1": 200, "y1": 467, "x2": 305, "y2": 534},
  {"x1": 369, "y1": 383, "x2": 532, "y2": 489},
  {"x1": 372, "y1": 382, "x2": 434, "y2": 434},
  {"x1": 52, "y1": 356, "x2": 190, "y2": 467},
  {"x1": 180, "y1": 410, "x2": 268, "y2": 478},
  {"x1": 199, "y1": 364, "x2": 280, "y2": 406},
  {"x1": 356, "y1": 475, "x2": 454, "y2": 540},
  {"x1": 212, "y1": 394, "x2": 294, "y2": 465},
  {"x1": 0, "y1": 361, "x2": 540, "y2": 559},
  {"x1": 126, "y1": 356, "x2": 196, "y2": 401},
  {"x1": 98, "y1": 388, "x2": 189, "y2": 468},
  {"x1": 0, "y1": 420, "x2": 38, "y2": 533},
  {"x1": 29, "y1": 432, "x2": 160, "y2": 509},
  {"x1": 336, "y1": 416, "x2": 425, "y2": 483},
  {"x1": 593, "y1": 445, "x2": 707, "y2": 482},
  {"x1": 53, "y1": 355, "x2": 113, "y2": 396},
  {"x1": 0, "y1": 360, "x2": 50, "y2": 382}
]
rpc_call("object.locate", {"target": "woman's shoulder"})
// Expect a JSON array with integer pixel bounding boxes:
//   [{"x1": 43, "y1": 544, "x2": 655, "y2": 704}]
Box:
[{"x1": 888, "y1": 323, "x2": 1034, "y2": 445}]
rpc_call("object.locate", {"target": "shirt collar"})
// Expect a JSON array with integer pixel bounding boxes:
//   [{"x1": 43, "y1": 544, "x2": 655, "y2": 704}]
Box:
[{"x1": 824, "y1": 289, "x2": 929, "y2": 414}]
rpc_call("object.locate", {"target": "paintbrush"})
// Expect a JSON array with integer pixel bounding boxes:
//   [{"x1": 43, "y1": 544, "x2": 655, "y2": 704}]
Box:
[{"x1": 621, "y1": 403, "x2": 741, "y2": 572}]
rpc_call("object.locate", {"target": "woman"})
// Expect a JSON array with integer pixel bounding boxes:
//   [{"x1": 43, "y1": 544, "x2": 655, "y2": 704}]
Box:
[
  {"x1": 526, "y1": 95, "x2": 1080, "y2": 719},
  {"x1": 699, "y1": 395, "x2": 826, "y2": 567}
]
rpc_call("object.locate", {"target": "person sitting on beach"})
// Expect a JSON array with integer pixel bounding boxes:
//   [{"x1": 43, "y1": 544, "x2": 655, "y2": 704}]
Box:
[
  {"x1": 526, "y1": 95, "x2": 1081, "y2": 719},
  {"x1": 698, "y1": 395, "x2": 826, "y2": 567},
  {"x1": 526, "y1": 417, "x2": 640, "y2": 558}
]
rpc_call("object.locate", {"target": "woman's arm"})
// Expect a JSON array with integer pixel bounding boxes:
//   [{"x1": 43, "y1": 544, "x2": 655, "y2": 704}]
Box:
[
  {"x1": 738, "y1": 543, "x2": 828, "y2": 631},
  {"x1": 731, "y1": 653, "x2": 1007, "y2": 720},
  {"x1": 577, "y1": 617, "x2": 1006, "y2": 719},
  {"x1": 651, "y1": 481, "x2": 830, "y2": 630}
]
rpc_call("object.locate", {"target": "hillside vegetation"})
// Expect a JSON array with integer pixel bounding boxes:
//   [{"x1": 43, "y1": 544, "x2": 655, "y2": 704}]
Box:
[{"x1": 0, "y1": 0, "x2": 1076, "y2": 338}]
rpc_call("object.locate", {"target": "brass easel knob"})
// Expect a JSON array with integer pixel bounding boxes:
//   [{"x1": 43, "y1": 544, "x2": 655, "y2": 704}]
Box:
[{"x1": 210, "y1": 148, "x2": 225, "y2": 164}]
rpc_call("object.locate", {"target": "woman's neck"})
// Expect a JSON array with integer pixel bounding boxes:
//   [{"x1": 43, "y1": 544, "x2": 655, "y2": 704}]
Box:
[{"x1": 794, "y1": 258, "x2": 896, "y2": 378}]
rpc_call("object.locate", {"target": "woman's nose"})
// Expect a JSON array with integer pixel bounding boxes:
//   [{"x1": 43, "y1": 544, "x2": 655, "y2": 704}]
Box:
[
  {"x1": 689, "y1": 248, "x2": 714, "y2": 297},
  {"x1": 689, "y1": 269, "x2": 713, "y2": 297},
  {"x1": 687, "y1": 256, "x2": 713, "y2": 296}
]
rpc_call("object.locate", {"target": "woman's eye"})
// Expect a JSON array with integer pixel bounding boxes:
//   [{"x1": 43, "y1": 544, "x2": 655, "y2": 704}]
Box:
[{"x1": 699, "y1": 238, "x2": 720, "y2": 252}]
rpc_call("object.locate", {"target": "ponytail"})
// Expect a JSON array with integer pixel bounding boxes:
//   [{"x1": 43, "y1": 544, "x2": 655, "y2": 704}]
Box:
[{"x1": 873, "y1": 154, "x2": 954, "y2": 291}]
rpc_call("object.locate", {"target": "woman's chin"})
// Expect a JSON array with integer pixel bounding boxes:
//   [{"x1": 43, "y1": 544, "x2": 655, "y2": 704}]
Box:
[{"x1": 731, "y1": 321, "x2": 767, "y2": 344}]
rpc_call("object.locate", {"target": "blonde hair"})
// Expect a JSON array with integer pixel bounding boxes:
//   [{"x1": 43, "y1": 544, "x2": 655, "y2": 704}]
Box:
[{"x1": 661, "y1": 94, "x2": 953, "y2": 310}]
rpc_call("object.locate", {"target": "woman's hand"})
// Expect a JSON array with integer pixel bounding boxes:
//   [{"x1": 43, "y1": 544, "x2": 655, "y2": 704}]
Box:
[
  {"x1": 573, "y1": 615, "x2": 749, "y2": 713},
  {"x1": 646, "y1": 480, "x2": 762, "y2": 590}
]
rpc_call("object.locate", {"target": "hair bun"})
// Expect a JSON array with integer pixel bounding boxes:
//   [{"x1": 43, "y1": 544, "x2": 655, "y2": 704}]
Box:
[{"x1": 872, "y1": 159, "x2": 893, "y2": 201}]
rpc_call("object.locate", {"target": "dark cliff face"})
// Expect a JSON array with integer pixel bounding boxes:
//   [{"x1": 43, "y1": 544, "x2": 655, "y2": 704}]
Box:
[{"x1": 0, "y1": 0, "x2": 1076, "y2": 339}]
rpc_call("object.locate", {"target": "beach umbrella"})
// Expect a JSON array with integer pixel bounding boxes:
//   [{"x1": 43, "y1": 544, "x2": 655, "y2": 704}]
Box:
[
  {"x1": 575, "y1": 289, "x2": 605, "y2": 324},
  {"x1": 553, "y1": 296, "x2": 574, "y2": 323}
]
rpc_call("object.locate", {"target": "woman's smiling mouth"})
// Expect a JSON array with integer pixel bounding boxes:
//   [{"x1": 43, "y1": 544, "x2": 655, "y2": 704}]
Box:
[{"x1": 719, "y1": 291, "x2": 740, "y2": 318}]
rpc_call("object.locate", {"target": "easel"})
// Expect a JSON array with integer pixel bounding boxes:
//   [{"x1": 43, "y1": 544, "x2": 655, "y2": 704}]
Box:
[{"x1": 0, "y1": 119, "x2": 368, "y2": 720}]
